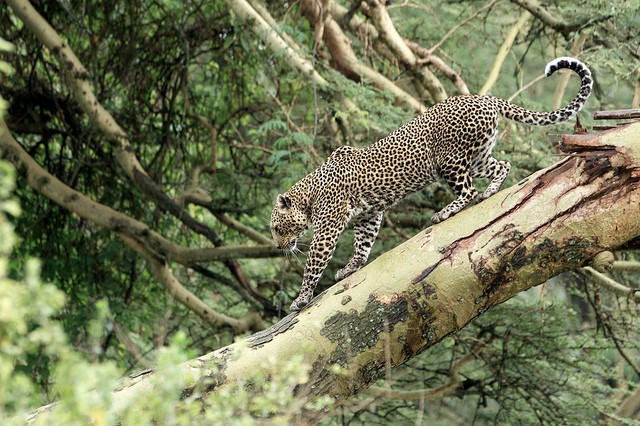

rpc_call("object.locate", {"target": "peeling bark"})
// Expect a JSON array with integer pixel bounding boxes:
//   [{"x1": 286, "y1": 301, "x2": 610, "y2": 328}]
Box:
[{"x1": 26, "y1": 123, "x2": 640, "y2": 422}]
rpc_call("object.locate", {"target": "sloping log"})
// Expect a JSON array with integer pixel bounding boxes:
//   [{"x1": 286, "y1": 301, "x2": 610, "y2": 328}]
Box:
[{"x1": 27, "y1": 123, "x2": 640, "y2": 421}]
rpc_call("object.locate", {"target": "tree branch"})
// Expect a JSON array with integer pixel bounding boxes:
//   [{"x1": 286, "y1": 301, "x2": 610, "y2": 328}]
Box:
[
  {"x1": 363, "y1": 0, "x2": 448, "y2": 101},
  {"x1": 6, "y1": 0, "x2": 264, "y2": 295},
  {"x1": 119, "y1": 232, "x2": 264, "y2": 332},
  {"x1": 0, "y1": 120, "x2": 280, "y2": 263},
  {"x1": 300, "y1": 0, "x2": 426, "y2": 113},
  {"x1": 509, "y1": 0, "x2": 591, "y2": 37},
  {"x1": 583, "y1": 267, "x2": 640, "y2": 302},
  {"x1": 612, "y1": 261, "x2": 640, "y2": 273},
  {"x1": 0, "y1": 118, "x2": 276, "y2": 328},
  {"x1": 213, "y1": 213, "x2": 274, "y2": 246},
  {"x1": 429, "y1": 0, "x2": 499, "y2": 53},
  {"x1": 479, "y1": 11, "x2": 531, "y2": 95},
  {"x1": 27, "y1": 122, "x2": 640, "y2": 422},
  {"x1": 225, "y1": 0, "x2": 329, "y2": 87},
  {"x1": 406, "y1": 41, "x2": 470, "y2": 96},
  {"x1": 367, "y1": 335, "x2": 487, "y2": 400}
]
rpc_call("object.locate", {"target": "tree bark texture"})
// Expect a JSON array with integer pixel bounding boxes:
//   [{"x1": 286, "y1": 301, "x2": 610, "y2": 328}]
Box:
[{"x1": 27, "y1": 123, "x2": 640, "y2": 421}]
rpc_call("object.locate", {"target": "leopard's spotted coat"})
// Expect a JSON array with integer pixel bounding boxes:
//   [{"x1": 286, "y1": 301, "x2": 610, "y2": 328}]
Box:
[{"x1": 271, "y1": 57, "x2": 593, "y2": 311}]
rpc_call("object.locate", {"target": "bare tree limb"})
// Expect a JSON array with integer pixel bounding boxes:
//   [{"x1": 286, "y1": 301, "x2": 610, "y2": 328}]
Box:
[
  {"x1": 5, "y1": 0, "x2": 139, "y2": 179},
  {"x1": 0, "y1": 120, "x2": 281, "y2": 266},
  {"x1": 612, "y1": 261, "x2": 640, "y2": 273},
  {"x1": 112, "y1": 320, "x2": 154, "y2": 370},
  {"x1": 213, "y1": 213, "x2": 274, "y2": 246},
  {"x1": 119, "y1": 232, "x2": 264, "y2": 332},
  {"x1": 300, "y1": 0, "x2": 426, "y2": 113},
  {"x1": 331, "y1": 0, "x2": 468, "y2": 98},
  {"x1": 0, "y1": 118, "x2": 275, "y2": 329},
  {"x1": 508, "y1": 73, "x2": 546, "y2": 102},
  {"x1": 363, "y1": 0, "x2": 448, "y2": 101},
  {"x1": 406, "y1": 41, "x2": 470, "y2": 95},
  {"x1": 583, "y1": 267, "x2": 640, "y2": 302},
  {"x1": 509, "y1": 0, "x2": 592, "y2": 37},
  {"x1": 479, "y1": 11, "x2": 531, "y2": 95},
  {"x1": 429, "y1": 0, "x2": 499, "y2": 53},
  {"x1": 226, "y1": 0, "x2": 329, "y2": 87},
  {"x1": 368, "y1": 336, "x2": 487, "y2": 400},
  {"x1": 6, "y1": 0, "x2": 264, "y2": 295},
  {"x1": 594, "y1": 110, "x2": 640, "y2": 121}
]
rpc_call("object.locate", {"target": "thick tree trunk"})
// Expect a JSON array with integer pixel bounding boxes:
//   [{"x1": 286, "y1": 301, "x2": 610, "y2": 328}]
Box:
[{"x1": 27, "y1": 123, "x2": 640, "y2": 421}]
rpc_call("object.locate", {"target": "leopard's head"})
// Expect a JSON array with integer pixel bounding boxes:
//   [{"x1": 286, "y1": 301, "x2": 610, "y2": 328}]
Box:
[{"x1": 270, "y1": 193, "x2": 308, "y2": 251}]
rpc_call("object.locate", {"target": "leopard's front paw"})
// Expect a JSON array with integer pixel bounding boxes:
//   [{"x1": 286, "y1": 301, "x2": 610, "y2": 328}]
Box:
[
  {"x1": 290, "y1": 295, "x2": 311, "y2": 312},
  {"x1": 431, "y1": 212, "x2": 444, "y2": 224}
]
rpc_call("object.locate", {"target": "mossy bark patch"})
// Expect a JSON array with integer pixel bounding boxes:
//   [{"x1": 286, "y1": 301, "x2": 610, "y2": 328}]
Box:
[{"x1": 320, "y1": 296, "x2": 409, "y2": 367}]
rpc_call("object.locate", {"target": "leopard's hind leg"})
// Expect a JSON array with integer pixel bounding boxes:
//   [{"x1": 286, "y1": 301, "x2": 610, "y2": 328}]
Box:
[
  {"x1": 472, "y1": 156, "x2": 511, "y2": 200},
  {"x1": 431, "y1": 160, "x2": 478, "y2": 223}
]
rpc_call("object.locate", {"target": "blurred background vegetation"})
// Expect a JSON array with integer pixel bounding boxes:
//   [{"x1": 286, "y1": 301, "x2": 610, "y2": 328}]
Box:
[{"x1": 0, "y1": 0, "x2": 639, "y2": 423}]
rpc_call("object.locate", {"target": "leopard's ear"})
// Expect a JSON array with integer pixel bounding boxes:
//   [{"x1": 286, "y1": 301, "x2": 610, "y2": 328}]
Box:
[{"x1": 277, "y1": 194, "x2": 292, "y2": 211}]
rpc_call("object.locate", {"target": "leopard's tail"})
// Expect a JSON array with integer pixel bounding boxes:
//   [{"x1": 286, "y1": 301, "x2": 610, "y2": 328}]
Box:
[{"x1": 495, "y1": 57, "x2": 593, "y2": 126}]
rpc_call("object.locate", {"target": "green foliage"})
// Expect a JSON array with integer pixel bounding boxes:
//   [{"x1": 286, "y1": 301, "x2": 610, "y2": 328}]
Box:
[
  {"x1": 0, "y1": 37, "x2": 13, "y2": 118},
  {"x1": 201, "y1": 352, "x2": 332, "y2": 425},
  {"x1": 0, "y1": 164, "x2": 122, "y2": 423}
]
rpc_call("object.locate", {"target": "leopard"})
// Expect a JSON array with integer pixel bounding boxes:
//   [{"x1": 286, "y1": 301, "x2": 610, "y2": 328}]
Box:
[{"x1": 271, "y1": 57, "x2": 593, "y2": 312}]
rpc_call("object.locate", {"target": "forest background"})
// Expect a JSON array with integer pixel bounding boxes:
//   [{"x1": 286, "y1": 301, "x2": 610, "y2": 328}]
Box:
[{"x1": 1, "y1": 0, "x2": 639, "y2": 424}]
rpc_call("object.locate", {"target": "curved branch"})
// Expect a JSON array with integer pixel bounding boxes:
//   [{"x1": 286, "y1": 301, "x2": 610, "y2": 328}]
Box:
[
  {"x1": 120, "y1": 232, "x2": 264, "y2": 332},
  {"x1": 478, "y1": 11, "x2": 531, "y2": 95},
  {"x1": 332, "y1": 0, "x2": 468, "y2": 99},
  {"x1": 406, "y1": 41, "x2": 470, "y2": 95},
  {"x1": 612, "y1": 261, "x2": 640, "y2": 273},
  {"x1": 429, "y1": 0, "x2": 499, "y2": 53},
  {"x1": 583, "y1": 267, "x2": 640, "y2": 302},
  {"x1": 213, "y1": 213, "x2": 274, "y2": 246},
  {"x1": 225, "y1": 0, "x2": 329, "y2": 87},
  {"x1": 367, "y1": 337, "x2": 486, "y2": 400},
  {"x1": 367, "y1": 381, "x2": 460, "y2": 400},
  {"x1": 362, "y1": 0, "x2": 447, "y2": 102},
  {"x1": 300, "y1": 0, "x2": 426, "y2": 113},
  {"x1": 0, "y1": 119, "x2": 281, "y2": 266},
  {"x1": 6, "y1": 0, "x2": 262, "y2": 294},
  {"x1": 6, "y1": 0, "x2": 138, "y2": 177},
  {"x1": 1, "y1": 119, "x2": 279, "y2": 324},
  {"x1": 509, "y1": 0, "x2": 593, "y2": 37}
]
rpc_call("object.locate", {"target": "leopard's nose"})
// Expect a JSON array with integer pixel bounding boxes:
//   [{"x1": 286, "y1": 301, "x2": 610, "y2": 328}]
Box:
[{"x1": 275, "y1": 242, "x2": 282, "y2": 250}]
